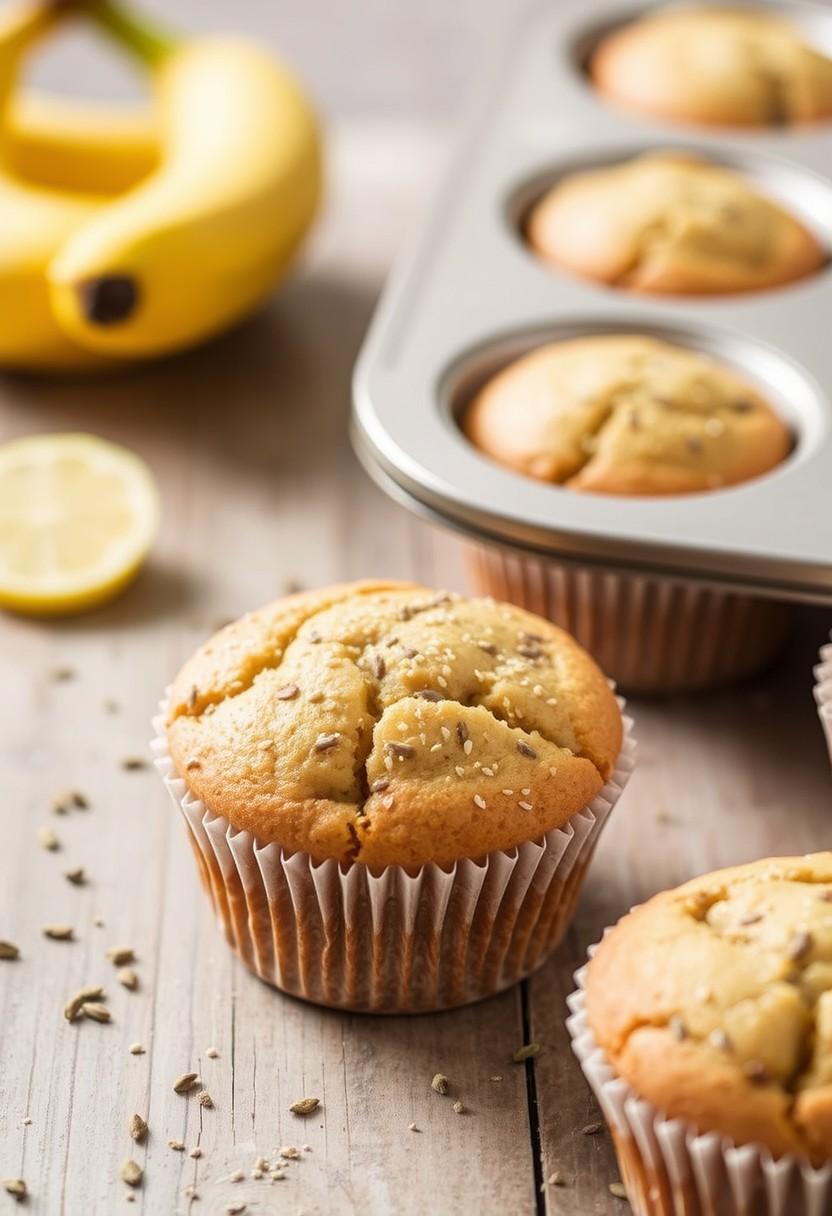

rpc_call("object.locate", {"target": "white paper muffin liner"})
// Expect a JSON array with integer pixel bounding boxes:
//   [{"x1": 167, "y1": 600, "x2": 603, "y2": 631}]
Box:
[
  {"x1": 151, "y1": 700, "x2": 635, "y2": 1013},
  {"x1": 567, "y1": 951, "x2": 832, "y2": 1216},
  {"x1": 813, "y1": 636, "x2": 832, "y2": 765},
  {"x1": 466, "y1": 543, "x2": 792, "y2": 695}
]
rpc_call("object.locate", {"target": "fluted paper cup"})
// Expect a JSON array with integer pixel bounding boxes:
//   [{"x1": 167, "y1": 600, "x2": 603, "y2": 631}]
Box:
[
  {"x1": 567, "y1": 952, "x2": 832, "y2": 1216},
  {"x1": 151, "y1": 702, "x2": 635, "y2": 1014},
  {"x1": 813, "y1": 637, "x2": 832, "y2": 765},
  {"x1": 466, "y1": 543, "x2": 791, "y2": 695}
]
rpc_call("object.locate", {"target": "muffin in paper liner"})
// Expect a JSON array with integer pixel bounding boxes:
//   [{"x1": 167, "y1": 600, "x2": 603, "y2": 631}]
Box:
[
  {"x1": 151, "y1": 701, "x2": 635, "y2": 1014},
  {"x1": 466, "y1": 542, "x2": 791, "y2": 695},
  {"x1": 813, "y1": 636, "x2": 832, "y2": 765},
  {"x1": 566, "y1": 953, "x2": 832, "y2": 1216}
]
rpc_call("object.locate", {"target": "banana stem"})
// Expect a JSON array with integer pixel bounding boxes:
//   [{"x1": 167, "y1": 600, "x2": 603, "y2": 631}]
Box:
[{"x1": 85, "y1": 0, "x2": 178, "y2": 66}]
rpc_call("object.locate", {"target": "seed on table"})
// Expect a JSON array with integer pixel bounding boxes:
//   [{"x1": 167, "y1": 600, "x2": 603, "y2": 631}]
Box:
[
  {"x1": 129, "y1": 1043, "x2": 145, "y2": 1055},
  {"x1": 512, "y1": 1042, "x2": 540, "y2": 1062},
  {"x1": 120, "y1": 1159, "x2": 143, "y2": 1188},
  {"x1": 65, "y1": 866, "x2": 86, "y2": 886},
  {"x1": 82, "y1": 1002, "x2": 111, "y2": 1023},
  {"x1": 189, "y1": 1147, "x2": 202, "y2": 1159},
  {"x1": 173, "y1": 1072, "x2": 200, "y2": 1094},
  {"x1": 0, "y1": 940, "x2": 19, "y2": 960},
  {"x1": 407, "y1": 1123, "x2": 420, "y2": 1133},
  {"x1": 129, "y1": 1114, "x2": 147, "y2": 1143},
  {"x1": 49, "y1": 665, "x2": 75, "y2": 682},
  {"x1": 548, "y1": 1171, "x2": 565, "y2": 1186},
  {"x1": 107, "y1": 946, "x2": 135, "y2": 965},
  {"x1": 121, "y1": 757, "x2": 148, "y2": 771},
  {"x1": 430, "y1": 1074, "x2": 449, "y2": 1096},
  {"x1": 206, "y1": 1046, "x2": 219, "y2": 1059},
  {"x1": 609, "y1": 1181, "x2": 628, "y2": 1199},
  {"x1": 279, "y1": 1146, "x2": 300, "y2": 1159},
  {"x1": 43, "y1": 925, "x2": 74, "y2": 941},
  {"x1": 64, "y1": 985, "x2": 105, "y2": 1022},
  {"x1": 226, "y1": 1204, "x2": 246, "y2": 1215},
  {"x1": 168, "y1": 1139, "x2": 185, "y2": 1152},
  {"x1": 117, "y1": 967, "x2": 139, "y2": 991},
  {"x1": 197, "y1": 1090, "x2": 214, "y2": 1109},
  {"x1": 2, "y1": 1178, "x2": 26, "y2": 1200},
  {"x1": 289, "y1": 1097, "x2": 319, "y2": 1116},
  {"x1": 452, "y1": 1100, "x2": 466, "y2": 1114},
  {"x1": 582, "y1": 1122, "x2": 604, "y2": 1136},
  {"x1": 38, "y1": 826, "x2": 60, "y2": 851}
]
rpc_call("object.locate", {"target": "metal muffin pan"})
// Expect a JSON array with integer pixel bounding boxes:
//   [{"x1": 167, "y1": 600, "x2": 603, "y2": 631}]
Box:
[{"x1": 352, "y1": 0, "x2": 832, "y2": 603}]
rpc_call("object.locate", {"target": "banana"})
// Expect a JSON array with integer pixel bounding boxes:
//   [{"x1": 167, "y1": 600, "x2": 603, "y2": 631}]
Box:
[
  {"x1": 0, "y1": 1, "x2": 116, "y2": 370},
  {"x1": 47, "y1": 1, "x2": 322, "y2": 358},
  {"x1": 7, "y1": 92, "x2": 158, "y2": 194}
]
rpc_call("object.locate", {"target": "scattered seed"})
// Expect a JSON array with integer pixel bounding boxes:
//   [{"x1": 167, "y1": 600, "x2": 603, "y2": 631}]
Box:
[
  {"x1": 518, "y1": 801, "x2": 533, "y2": 812},
  {"x1": 107, "y1": 946, "x2": 135, "y2": 966},
  {"x1": 121, "y1": 758, "x2": 147, "y2": 772},
  {"x1": 227, "y1": 1170, "x2": 244, "y2": 1182},
  {"x1": 456, "y1": 721, "x2": 469, "y2": 747},
  {"x1": 275, "y1": 683, "x2": 300, "y2": 701},
  {"x1": 414, "y1": 689, "x2": 443, "y2": 702},
  {"x1": 279, "y1": 1146, "x2": 300, "y2": 1159},
  {"x1": 313, "y1": 732, "x2": 340, "y2": 753},
  {"x1": 173, "y1": 1072, "x2": 200, "y2": 1094},
  {"x1": 289, "y1": 1097, "x2": 319, "y2": 1116},
  {"x1": 49, "y1": 665, "x2": 75, "y2": 682},
  {"x1": 2, "y1": 1178, "x2": 26, "y2": 1200},
  {"x1": 787, "y1": 930, "x2": 812, "y2": 962},
  {"x1": 226, "y1": 1205, "x2": 246, "y2": 1215},
  {"x1": 43, "y1": 924, "x2": 74, "y2": 941},
  {"x1": 21, "y1": 1118, "x2": 31, "y2": 1127},
  {"x1": 609, "y1": 1182, "x2": 628, "y2": 1199},
  {"x1": 370, "y1": 777, "x2": 390, "y2": 793},
  {"x1": 431, "y1": 1074, "x2": 449, "y2": 1096},
  {"x1": 582, "y1": 1122, "x2": 604, "y2": 1136},
  {"x1": 64, "y1": 985, "x2": 105, "y2": 1022},
  {"x1": 206, "y1": 1047, "x2": 219, "y2": 1059},
  {"x1": 512, "y1": 1042, "x2": 540, "y2": 1062},
  {"x1": 271, "y1": 1169, "x2": 287, "y2": 1181},
  {"x1": 168, "y1": 1139, "x2": 185, "y2": 1152},
  {"x1": 197, "y1": 1090, "x2": 214, "y2": 1109},
  {"x1": 118, "y1": 967, "x2": 138, "y2": 991},
  {"x1": 490, "y1": 1075, "x2": 502, "y2": 1082},
  {"x1": 189, "y1": 1147, "x2": 202, "y2": 1159},
  {"x1": 129, "y1": 1043, "x2": 145, "y2": 1055},
  {"x1": 129, "y1": 1113, "x2": 147, "y2": 1143},
  {"x1": 0, "y1": 940, "x2": 20, "y2": 961},
  {"x1": 82, "y1": 1002, "x2": 111, "y2": 1023},
  {"x1": 38, "y1": 826, "x2": 60, "y2": 851},
  {"x1": 516, "y1": 740, "x2": 537, "y2": 759},
  {"x1": 385, "y1": 741, "x2": 415, "y2": 759},
  {"x1": 408, "y1": 1123, "x2": 420, "y2": 1133},
  {"x1": 120, "y1": 1160, "x2": 143, "y2": 1188},
  {"x1": 65, "y1": 866, "x2": 86, "y2": 886},
  {"x1": 548, "y1": 1171, "x2": 565, "y2": 1186},
  {"x1": 452, "y1": 1100, "x2": 465, "y2": 1114}
]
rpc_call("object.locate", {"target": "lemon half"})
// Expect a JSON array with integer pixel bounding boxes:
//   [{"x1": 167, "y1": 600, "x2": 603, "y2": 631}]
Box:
[{"x1": 0, "y1": 432, "x2": 160, "y2": 616}]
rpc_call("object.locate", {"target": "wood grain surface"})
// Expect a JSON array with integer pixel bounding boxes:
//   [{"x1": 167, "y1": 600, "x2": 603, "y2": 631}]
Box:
[{"x1": 1, "y1": 33, "x2": 831, "y2": 1216}]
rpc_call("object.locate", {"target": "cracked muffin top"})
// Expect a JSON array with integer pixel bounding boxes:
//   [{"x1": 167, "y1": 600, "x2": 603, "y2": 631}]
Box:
[
  {"x1": 584, "y1": 854, "x2": 832, "y2": 1163},
  {"x1": 463, "y1": 335, "x2": 791, "y2": 496},
  {"x1": 590, "y1": 7, "x2": 832, "y2": 127},
  {"x1": 166, "y1": 580, "x2": 622, "y2": 867},
  {"x1": 527, "y1": 152, "x2": 825, "y2": 296}
]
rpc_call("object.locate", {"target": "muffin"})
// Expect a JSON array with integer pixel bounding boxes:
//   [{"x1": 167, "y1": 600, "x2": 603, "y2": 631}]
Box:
[
  {"x1": 464, "y1": 335, "x2": 791, "y2": 496},
  {"x1": 527, "y1": 152, "x2": 825, "y2": 295},
  {"x1": 155, "y1": 580, "x2": 633, "y2": 1012},
  {"x1": 569, "y1": 854, "x2": 832, "y2": 1214},
  {"x1": 590, "y1": 8, "x2": 832, "y2": 128}
]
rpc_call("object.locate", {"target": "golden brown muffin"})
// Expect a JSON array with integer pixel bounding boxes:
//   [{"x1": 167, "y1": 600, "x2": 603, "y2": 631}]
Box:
[
  {"x1": 527, "y1": 152, "x2": 825, "y2": 295},
  {"x1": 464, "y1": 335, "x2": 791, "y2": 495},
  {"x1": 585, "y1": 854, "x2": 832, "y2": 1164},
  {"x1": 166, "y1": 580, "x2": 623, "y2": 868},
  {"x1": 591, "y1": 7, "x2": 832, "y2": 127}
]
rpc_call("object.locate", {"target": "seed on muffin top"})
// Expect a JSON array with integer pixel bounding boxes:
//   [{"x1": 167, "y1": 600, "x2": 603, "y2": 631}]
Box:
[
  {"x1": 591, "y1": 7, "x2": 832, "y2": 128},
  {"x1": 527, "y1": 152, "x2": 825, "y2": 295},
  {"x1": 585, "y1": 853, "x2": 832, "y2": 1163},
  {"x1": 464, "y1": 335, "x2": 791, "y2": 495},
  {"x1": 166, "y1": 580, "x2": 622, "y2": 867}
]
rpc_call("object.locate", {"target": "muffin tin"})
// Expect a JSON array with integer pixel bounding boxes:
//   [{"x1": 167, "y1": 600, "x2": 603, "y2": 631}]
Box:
[{"x1": 351, "y1": 0, "x2": 832, "y2": 606}]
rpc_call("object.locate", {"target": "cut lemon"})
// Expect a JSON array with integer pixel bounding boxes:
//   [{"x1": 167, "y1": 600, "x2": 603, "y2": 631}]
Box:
[{"x1": 0, "y1": 433, "x2": 160, "y2": 616}]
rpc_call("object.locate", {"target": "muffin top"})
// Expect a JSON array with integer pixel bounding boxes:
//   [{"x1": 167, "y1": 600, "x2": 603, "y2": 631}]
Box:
[
  {"x1": 584, "y1": 854, "x2": 832, "y2": 1163},
  {"x1": 527, "y1": 151, "x2": 825, "y2": 295},
  {"x1": 166, "y1": 580, "x2": 623, "y2": 867},
  {"x1": 464, "y1": 335, "x2": 791, "y2": 495},
  {"x1": 590, "y1": 7, "x2": 832, "y2": 127}
]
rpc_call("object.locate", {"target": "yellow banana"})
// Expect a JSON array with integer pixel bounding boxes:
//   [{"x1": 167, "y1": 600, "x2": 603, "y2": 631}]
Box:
[
  {"x1": 0, "y1": 1, "x2": 116, "y2": 370},
  {"x1": 47, "y1": 1, "x2": 322, "y2": 358},
  {"x1": 7, "y1": 92, "x2": 158, "y2": 194}
]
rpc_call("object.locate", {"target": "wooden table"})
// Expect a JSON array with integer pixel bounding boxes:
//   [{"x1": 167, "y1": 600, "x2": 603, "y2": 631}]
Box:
[{"x1": 1, "y1": 121, "x2": 830, "y2": 1216}]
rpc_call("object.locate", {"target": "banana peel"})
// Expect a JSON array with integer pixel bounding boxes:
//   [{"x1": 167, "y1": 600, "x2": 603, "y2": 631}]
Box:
[{"x1": 0, "y1": 0, "x2": 322, "y2": 371}]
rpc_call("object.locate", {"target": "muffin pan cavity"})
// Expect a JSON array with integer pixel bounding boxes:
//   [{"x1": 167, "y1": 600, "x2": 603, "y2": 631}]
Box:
[
  {"x1": 509, "y1": 144, "x2": 832, "y2": 292},
  {"x1": 352, "y1": 0, "x2": 832, "y2": 603}
]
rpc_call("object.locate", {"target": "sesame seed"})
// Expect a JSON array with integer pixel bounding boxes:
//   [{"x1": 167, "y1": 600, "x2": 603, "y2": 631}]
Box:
[
  {"x1": 516, "y1": 740, "x2": 537, "y2": 759},
  {"x1": 787, "y1": 930, "x2": 812, "y2": 961},
  {"x1": 473, "y1": 795, "x2": 487, "y2": 810},
  {"x1": 414, "y1": 689, "x2": 443, "y2": 701},
  {"x1": 518, "y1": 802, "x2": 533, "y2": 811},
  {"x1": 501, "y1": 789, "x2": 514, "y2": 796},
  {"x1": 517, "y1": 645, "x2": 543, "y2": 660},
  {"x1": 463, "y1": 740, "x2": 473, "y2": 756},
  {"x1": 313, "y1": 732, "x2": 340, "y2": 753},
  {"x1": 385, "y1": 741, "x2": 415, "y2": 759},
  {"x1": 455, "y1": 766, "x2": 465, "y2": 778},
  {"x1": 370, "y1": 777, "x2": 390, "y2": 793},
  {"x1": 481, "y1": 766, "x2": 495, "y2": 777},
  {"x1": 709, "y1": 1029, "x2": 733, "y2": 1052},
  {"x1": 440, "y1": 726, "x2": 451, "y2": 742},
  {"x1": 457, "y1": 721, "x2": 469, "y2": 746},
  {"x1": 275, "y1": 684, "x2": 300, "y2": 700},
  {"x1": 382, "y1": 795, "x2": 395, "y2": 810},
  {"x1": 371, "y1": 654, "x2": 386, "y2": 679}
]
